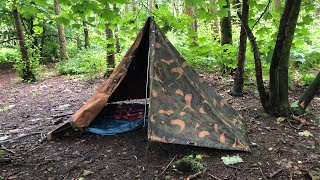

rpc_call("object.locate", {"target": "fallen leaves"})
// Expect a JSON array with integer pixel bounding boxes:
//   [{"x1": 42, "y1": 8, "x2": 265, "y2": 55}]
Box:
[{"x1": 221, "y1": 155, "x2": 243, "y2": 165}]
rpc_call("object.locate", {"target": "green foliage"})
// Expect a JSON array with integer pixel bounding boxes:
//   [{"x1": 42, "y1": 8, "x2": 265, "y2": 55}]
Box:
[
  {"x1": 0, "y1": 0, "x2": 319, "y2": 84},
  {"x1": 13, "y1": 35, "x2": 43, "y2": 81},
  {"x1": 0, "y1": 148, "x2": 7, "y2": 156},
  {"x1": 173, "y1": 154, "x2": 205, "y2": 173},
  {"x1": 0, "y1": 48, "x2": 20, "y2": 63},
  {"x1": 56, "y1": 48, "x2": 106, "y2": 78}
]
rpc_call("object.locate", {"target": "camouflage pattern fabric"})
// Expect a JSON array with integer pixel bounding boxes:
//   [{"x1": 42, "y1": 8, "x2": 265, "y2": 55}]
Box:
[{"x1": 69, "y1": 17, "x2": 250, "y2": 151}]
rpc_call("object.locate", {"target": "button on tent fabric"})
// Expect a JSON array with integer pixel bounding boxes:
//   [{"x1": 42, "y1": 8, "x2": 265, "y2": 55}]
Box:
[{"x1": 48, "y1": 17, "x2": 250, "y2": 151}]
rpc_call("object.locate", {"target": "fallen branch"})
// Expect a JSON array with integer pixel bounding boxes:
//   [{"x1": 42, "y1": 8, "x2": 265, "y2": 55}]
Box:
[
  {"x1": 1, "y1": 145, "x2": 15, "y2": 154},
  {"x1": 208, "y1": 173, "x2": 222, "y2": 180},
  {"x1": 286, "y1": 119, "x2": 301, "y2": 130},
  {"x1": 158, "y1": 154, "x2": 178, "y2": 176},
  {"x1": 0, "y1": 132, "x2": 43, "y2": 144},
  {"x1": 259, "y1": 167, "x2": 267, "y2": 180},
  {"x1": 225, "y1": 164, "x2": 259, "y2": 171},
  {"x1": 269, "y1": 168, "x2": 283, "y2": 178},
  {"x1": 50, "y1": 111, "x2": 73, "y2": 118},
  {"x1": 187, "y1": 169, "x2": 207, "y2": 180}
]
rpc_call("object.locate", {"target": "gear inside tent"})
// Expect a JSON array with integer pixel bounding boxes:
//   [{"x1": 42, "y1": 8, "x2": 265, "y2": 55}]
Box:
[{"x1": 47, "y1": 17, "x2": 250, "y2": 151}]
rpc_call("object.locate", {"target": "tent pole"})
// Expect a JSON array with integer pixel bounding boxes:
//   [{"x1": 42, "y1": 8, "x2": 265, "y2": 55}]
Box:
[{"x1": 144, "y1": 39, "x2": 151, "y2": 127}]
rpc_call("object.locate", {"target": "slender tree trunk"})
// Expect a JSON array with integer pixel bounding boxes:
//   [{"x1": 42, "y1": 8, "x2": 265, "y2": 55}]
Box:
[
  {"x1": 125, "y1": 4, "x2": 129, "y2": 13},
  {"x1": 274, "y1": 0, "x2": 281, "y2": 8},
  {"x1": 277, "y1": 0, "x2": 302, "y2": 116},
  {"x1": 238, "y1": 0, "x2": 305, "y2": 117},
  {"x1": 105, "y1": 22, "x2": 115, "y2": 77},
  {"x1": 132, "y1": 0, "x2": 136, "y2": 13},
  {"x1": 238, "y1": 12, "x2": 269, "y2": 108},
  {"x1": 220, "y1": 0, "x2": 233, "y2": 74},
  {"x1": 185, "y1": 1, "x2": 198, "y2": 46},
  {"x1": 231, "y1": 0, "x2": 249, "y2": 96},
  {"x1": 105, "y1": 3, "x2": 115, "y2": 77},
  {"x1": 13, "y1": 9, "x2": 35, "y2": 81},
  {"x1": 83, "y1": 20, "x2": 90, "y2": 49},
  {"x1": 172, "y1": 0, "x2": 178, "y2": 17},
  {"x1": 294, "y1": 72, "x2": 320, "y2": 114},
  {"x1": 115, "y1": 26, "x2": 121, "y2": 53},
  {"x1": 269, "y1": 0, "x2": 294, "y2": 111},
  {"x1": 210, "y1": 0, "x2": 220, "y2": 35},
  {"x1": 54, "y1": 0, "x2": 68, "y2": 60},
  {"x1": 220, "y1": 0, "x2": 232, "y2": 46},
  {"x1": 40, "y1": 22, "x2": 46, "y2": 58},
  {"x1": 149, "y1": 0, "x2": 153, "y2": 15}
]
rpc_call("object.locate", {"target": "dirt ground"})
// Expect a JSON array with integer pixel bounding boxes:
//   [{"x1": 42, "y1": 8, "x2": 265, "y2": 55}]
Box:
[{"x1": 0, "y1": 64, "x2": 319, "y2": 180}]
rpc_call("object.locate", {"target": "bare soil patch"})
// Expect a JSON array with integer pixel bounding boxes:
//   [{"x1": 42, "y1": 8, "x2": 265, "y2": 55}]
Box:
[{"x1": 1, "y1": 65, "x2": 319, "y2": 180}]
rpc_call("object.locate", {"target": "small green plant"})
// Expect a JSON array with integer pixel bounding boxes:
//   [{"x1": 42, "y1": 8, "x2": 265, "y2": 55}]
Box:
[
  {"x1": 0, "y1": 148, "x2": 7, "y2": 156},
  {"x1": 0, "y1": 48, "x2": 20, "y2": 63},
  {"x1": 173, "y1": 154, "x2": 205, "y2": 173},
  {"x1": 56, "y1": 48, "x2": 106, "y2": 79}
]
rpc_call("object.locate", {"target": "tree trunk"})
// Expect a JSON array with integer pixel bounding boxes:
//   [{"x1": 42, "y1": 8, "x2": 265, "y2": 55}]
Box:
[
  {"x1": 132, "y1": 0, "x2": 136, "y2": 13},
  {"x1": 185, "y1": 1, "x2": 198, "y2": 46},
  {"x1": 13, "y1": 9, "x2": 35, "y2": 81},
  {"x1": 230, "y1": 0, "x2": 249, "y2": 96},
  {"x1": 83, "y1": 20, "x2": 90, "y2": 49},
  {"x1": 237, "y1": 12, "x2": 269, "y2": 108},
  {"x1": 105, "y1": 22, "x2": 115, "y2": 77},
  {"x1": 220, "y1": 0, "x2": 233, "y2": 74},
  {"x1": 294, "y1": 72, "x2": 320, "y2": 114},
  {"x1": 115, "y1": 26, "x2": 121, "y2": 53},
  {"x1": 172, "y1": 0, "x2": 178, "y2": 17},
  {"x1": 149, "y1": 0, "x2": 153, "y2": 15},
  {"x1": 220, "y1": 0, "x2": 232, "y2": 46},
  {"x1": 210, "y1": 0, "x2": 220, "y2": 35},
  {"x1": 40, "y1": 22, "x2": 46, "y2": 58},
  {"x1": 54, "y1": 0, "x2": 68, "y2": 60},
  {"x1": 274, "y1": 0, "x2": 281, "y2": 8},
  {"x1": 238, "y1": 0, "x2": 305, "y2": 117},
  {"x1": 277, "y1": 0, "x2": 302, "y2": 116},
  {"x1": 269, "y1": 0, "x2": 294, "y2": 112}
]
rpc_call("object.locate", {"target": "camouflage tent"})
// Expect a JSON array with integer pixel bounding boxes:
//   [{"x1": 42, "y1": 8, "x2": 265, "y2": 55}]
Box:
[{"x1": 48, "y1": 17, "x2": 250, "y2": 151}]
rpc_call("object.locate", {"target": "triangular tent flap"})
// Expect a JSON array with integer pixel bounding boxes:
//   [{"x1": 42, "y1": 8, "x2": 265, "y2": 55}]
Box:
[{"x1": 50, "y1": 17, "x2": 250, "y2": 151}]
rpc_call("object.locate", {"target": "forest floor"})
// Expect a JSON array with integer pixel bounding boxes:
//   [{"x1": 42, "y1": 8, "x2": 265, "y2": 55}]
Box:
[{"x1": 0, "y1": 63, "x2": 319, "y2": 180}]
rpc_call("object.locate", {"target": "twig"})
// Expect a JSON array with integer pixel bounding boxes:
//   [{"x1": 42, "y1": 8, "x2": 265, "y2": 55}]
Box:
[
  {"x1": 224, "y1": 164, "x2": 243, "y2": 170},
  {"x1": 1, "y1": 145, "x2": 15, "y2": 154},
  {"x1": 50, "y1": 112, "x2": 73, "y2": 118},
  {"x1": 208, "y1": 173, "x2": 222, "y2": 180},
  {"x1": 0, "y1": 132, "x2": 43, "y2": 144},
  {"x1": 225, "y1": 164, "x2": 259, "y2": 171},
  {"x1": 269, "y1": 168, "x2": 283, "y2": 178},
  {"x1": 252, "y1": 0, "x2": 271, "y2": 29},
  {"x1": 286, "y1": 119, "x2": 301, "y2": 130},
  {"x1": 187, "y1": 169, "x2": 207, "y2": 180},
  {"x1": 158, "y1": 154, "x2": 178, "y2": 176},
  {"x1": 259, "y1": 167, "x2": 267, "y2": 180}
]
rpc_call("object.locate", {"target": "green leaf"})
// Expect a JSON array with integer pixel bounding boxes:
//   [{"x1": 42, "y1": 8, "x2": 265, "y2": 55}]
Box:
[
  {"x1": 0, "y1": 149, "x2": 7, "y2": 155},
  {"x1": 290, "y1": 101, "x2": 299, "y2": 108},
  {"x1": 276, "y1": 117, "x2": 286, "y2": 124},
  {"x1": 34, "y1": 0, "x2": 47, "y2": 6},
  {"x1": 221, "y1": 155, "x2": 243, "y2": 165},
  {"x1": 33, "y1": 26, "x2": 43, "y2": 34},
  {"x1": 72, "y1": 24, "x2": 81, "y2": 29},
  {"x1": 298, "y1": 130, "x2": 313, "y2": 137}
]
